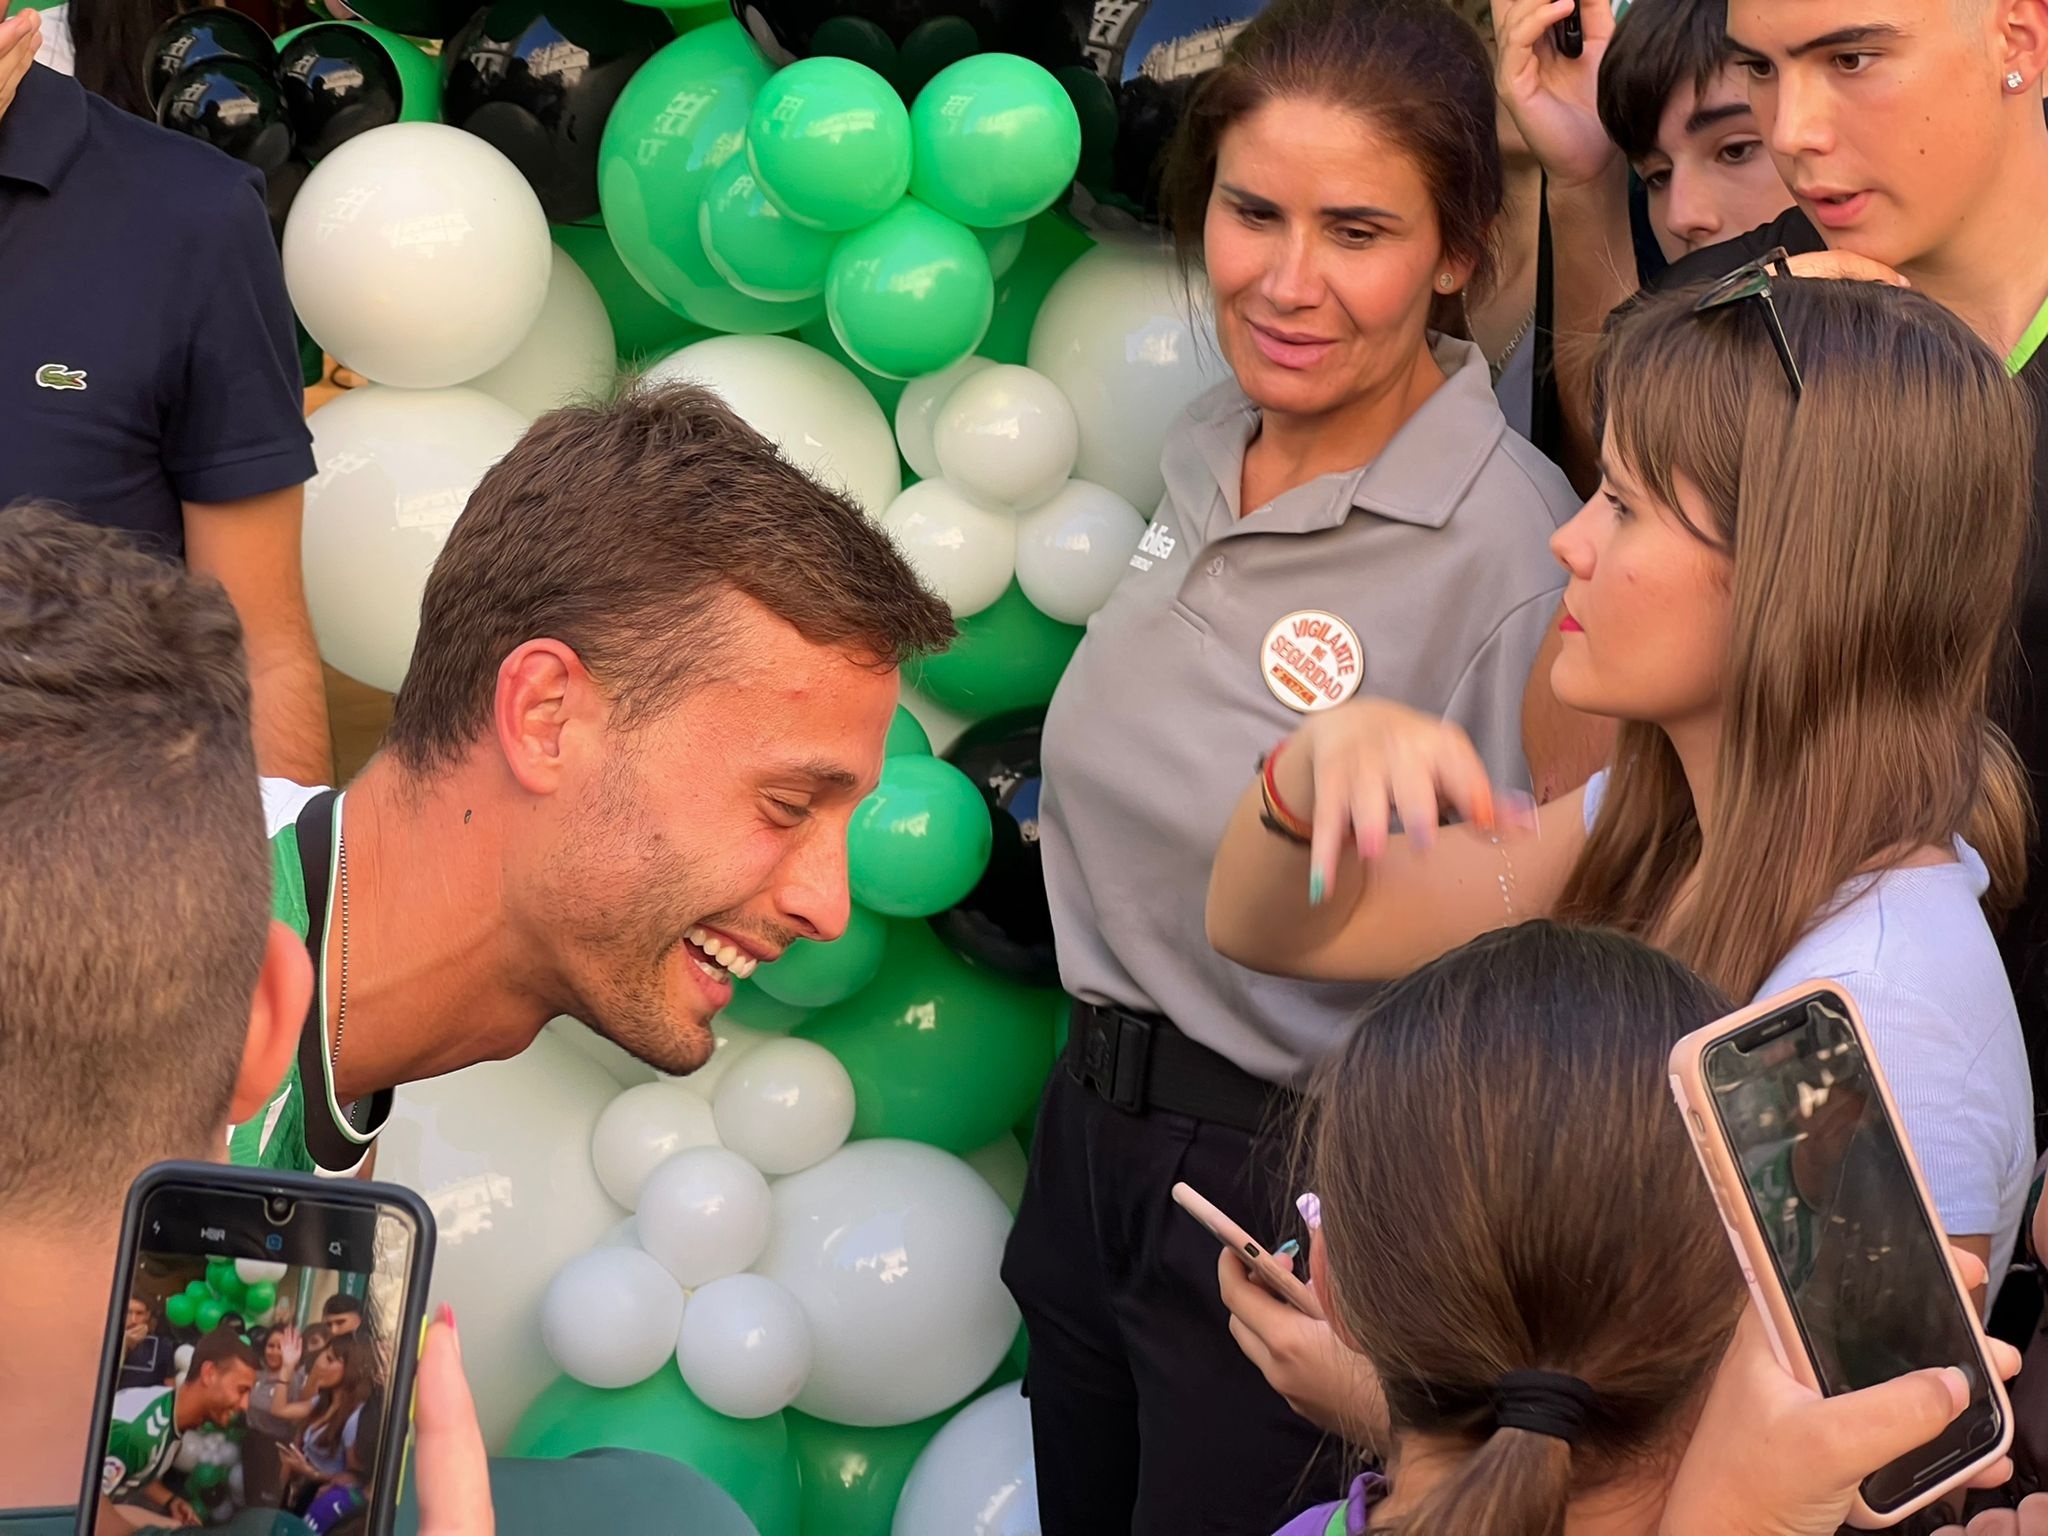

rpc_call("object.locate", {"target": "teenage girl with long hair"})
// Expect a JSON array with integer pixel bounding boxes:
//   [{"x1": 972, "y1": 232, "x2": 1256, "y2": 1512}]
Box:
[{"x1": 1210, "y1": 275, "x2": 2037, "y2": 1292}]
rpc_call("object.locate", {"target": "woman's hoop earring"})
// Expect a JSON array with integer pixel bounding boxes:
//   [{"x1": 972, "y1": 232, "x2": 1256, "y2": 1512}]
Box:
[{"x1": 2007, "y1": 70, "x2": 2028, "y2": 92}]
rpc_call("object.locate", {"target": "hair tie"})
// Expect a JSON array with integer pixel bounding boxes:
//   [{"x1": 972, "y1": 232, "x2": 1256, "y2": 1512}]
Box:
[{"x1": 1493, "y1": 1370, "x2": 1598, "y2": 1445}]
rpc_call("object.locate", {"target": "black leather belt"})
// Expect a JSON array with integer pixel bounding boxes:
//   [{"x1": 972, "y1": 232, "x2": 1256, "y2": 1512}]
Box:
[{"x1": 1065, "y1": 1000, "x2": 1297, "y2": 1137}]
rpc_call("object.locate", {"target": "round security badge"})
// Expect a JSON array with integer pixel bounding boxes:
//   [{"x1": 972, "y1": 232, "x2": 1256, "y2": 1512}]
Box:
[{"x1": 1261, "y1": 610, "x2": 1364, "y2": 712}]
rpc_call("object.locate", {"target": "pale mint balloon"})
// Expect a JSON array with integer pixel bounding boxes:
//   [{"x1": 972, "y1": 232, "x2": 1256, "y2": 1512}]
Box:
[{"x1": 746, "y1": 57, "x2": 911, "y2": 232}]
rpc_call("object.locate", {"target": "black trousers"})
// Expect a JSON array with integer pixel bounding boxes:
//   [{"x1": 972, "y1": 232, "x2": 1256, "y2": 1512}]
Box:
[{"x1": 1002, "y1": 1067, "x2": 1347, "y2": 1535}]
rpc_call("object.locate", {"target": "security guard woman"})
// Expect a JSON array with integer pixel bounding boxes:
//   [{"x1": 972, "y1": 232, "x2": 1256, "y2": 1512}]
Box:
[{"x1": 1001, "y1": 3, "x2": 1583, "y2": 1532}]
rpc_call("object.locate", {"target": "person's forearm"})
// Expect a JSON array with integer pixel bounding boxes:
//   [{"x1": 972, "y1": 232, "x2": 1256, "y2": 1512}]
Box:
[
  {"x1": 1545, "y1": 162, "x2": 1639, "y2": 493},
  {"x1": 247, "y1": 624, "x2": 334, "y2": 785},
  {"x1": 1204, "y1": 745, "x2": 1371, "y2": 970}
]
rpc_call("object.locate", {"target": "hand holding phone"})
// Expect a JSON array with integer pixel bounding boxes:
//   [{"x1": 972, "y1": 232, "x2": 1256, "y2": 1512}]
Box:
[
  {"x1": 1669, "y1": 985, "x2": 2012, "y2": 1527},
  {"x1": 1552, "y1": 0, "x2": 1584, "y2": 59},
  {"x1": 1172, "y1": 1182, "x2": 1323, "y2": 1321}
]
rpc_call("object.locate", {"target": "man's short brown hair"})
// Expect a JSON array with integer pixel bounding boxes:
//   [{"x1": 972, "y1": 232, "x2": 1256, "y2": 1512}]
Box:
[
  {"x1": 385, "y1": 382, "x2": 955, "y2": 771},
  {"x1": 0, "y1": 503, "x2": 269, "y2": 1219}
]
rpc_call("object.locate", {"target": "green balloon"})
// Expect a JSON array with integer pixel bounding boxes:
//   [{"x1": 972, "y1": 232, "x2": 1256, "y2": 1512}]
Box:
[
  {"x1": 753, "y1": 902, "x2": 888, "y2": 1009},
  {"x1": 216, "y1": 1271, "x2": 248, "y2": 1307},
  {"x1": 699, "y1": 154, "x2": 840, "y2": 300},
  {"x1": 913, "y1": 581, "x2": 1084, "y2": 716},
  {"x1": 187, "y1": 1463, "x2": 227, "y2": 1493},
  {"x1": 976, "y1": 211, "x2": 1092, "y2": 365},
  {"x1": 974, "y1": 222, "x2": 1026, "y2": 281},
  {"x1": 184, "y1": 1280, "x2": 211, "y2": 1303},
  {"x1": 553, "y1": 222, "x2": 710, "y2": 363},
  {"x1": 909, "y1": 54, "x2": 1082, "y2": 230},
  {"x1": 164, "y1": 1293, "x2": 197, "y2": 1329},
  {"x1": 826, "y1": 199, "x2": 993, "y2": 378},
  {"x1": 243, "y1": 1281, "x2": 277, "y2": 1317},
  {"x1": 196, "y1": 1299, "x2": 226, "y2": 1332},
  {"x1": 846, "y1": 755, "x2": 992, "y2": 917},
  {"x1": 795, "y1": 313, "x2": 906, "y2": 415},
  {"x1": 746, "y1": 58, "x2": 911, "y2": 232},
  {"x1": 885, "y1": 704, "x2": 931, "y2": 757},
  {"x1": 598, "y1": 22, "x2": 825, "y2": 335},
  {"x1": 785, "y1": 1410, "x2": 947, "y2": 1536},
  {"x1": 798, "y1": 919, "x2": 1056, "y2": 1150},
  {"x1": 718, "y1": 982, "x2": 813, "y2": 1032},
  {"x1": 508, "y1": 1372, "x2": 799, "y2": 1536}
]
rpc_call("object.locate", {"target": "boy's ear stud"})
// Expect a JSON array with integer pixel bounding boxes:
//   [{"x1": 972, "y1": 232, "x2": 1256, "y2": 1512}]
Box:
[{"x1": 2007, "y1": 70, "x2": 2028, "y2": 93}]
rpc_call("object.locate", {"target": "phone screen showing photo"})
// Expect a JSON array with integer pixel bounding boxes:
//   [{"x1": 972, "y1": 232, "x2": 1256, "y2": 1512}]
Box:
[
  {"x1": 1703, "y1": 994, "x2": 2002, "y2": 1512},
  {"x1": 90, "y1": 1183, "x2": 422, "y2": 1534}
]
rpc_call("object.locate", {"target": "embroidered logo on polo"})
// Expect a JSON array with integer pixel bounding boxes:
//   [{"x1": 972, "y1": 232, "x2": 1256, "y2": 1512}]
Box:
[
  {"x1": 1262, "y1": 610, "x2": 1363, "y2": 712},
  {"x1": 35, "y1": 363, "x2": 88, "y2": 391},
  {"x1": 1129, "y1": 519, "x2": 1177, "y2": 572}
]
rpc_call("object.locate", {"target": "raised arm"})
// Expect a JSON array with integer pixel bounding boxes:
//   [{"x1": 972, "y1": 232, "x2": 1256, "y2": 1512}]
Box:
[{"x1": 1205, "y1": 698, "x2": 1588, "y2": 981}]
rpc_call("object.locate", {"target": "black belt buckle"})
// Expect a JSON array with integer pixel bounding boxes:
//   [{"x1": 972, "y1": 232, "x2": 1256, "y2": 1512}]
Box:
[{"x1": 1078, "y1": 1005, "x2": 1153, "y2": 1114}]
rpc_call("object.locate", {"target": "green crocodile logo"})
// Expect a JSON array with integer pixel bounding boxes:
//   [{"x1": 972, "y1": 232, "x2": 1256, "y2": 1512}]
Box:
[{"x1": 35, "y1": 363, "x2": 87, "y2": 391}]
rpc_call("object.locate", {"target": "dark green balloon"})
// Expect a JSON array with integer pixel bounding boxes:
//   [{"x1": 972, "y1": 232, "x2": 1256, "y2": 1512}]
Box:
[
  {"x1": 976, "y1": 210, "x2": 1091, "y2": 365},
  {"x1": 196, "y1": 1299, "x2": 226, "y2": 1332},
  {"x1": 912, "y1": 582, "x2": 1083, "y2": 717},
  {"x1": 717, "y1": 982, "x2": 812, "y2": 1032},
  {"x1": 508, "y1": 1372, "x2": 800, "y2": 1536},
  {"x1": 798, "y1": 919, "x2": 1056, "y2": 1152},
  {"x1": 165, "y1": 1293, "x2": 197, "y2": 1329},
  {"x1": 243, "y1": 1281, "x2": 278, "y2": 1316},
  {"x1": 784, "y1": 1410, "x2": 947, "y2": 1536},
  {"x1": 846, "y1": 755, "x2": 992, "y2": 918}
]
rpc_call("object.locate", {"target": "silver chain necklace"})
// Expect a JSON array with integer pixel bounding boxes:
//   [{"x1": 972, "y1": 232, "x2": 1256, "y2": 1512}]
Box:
[
  {"x1": 1489, "y1": 307, "x2": 1536, "y2": 382},
  {"x1": 331, "y1": 826, "x2": 349, "y2": 1078}
]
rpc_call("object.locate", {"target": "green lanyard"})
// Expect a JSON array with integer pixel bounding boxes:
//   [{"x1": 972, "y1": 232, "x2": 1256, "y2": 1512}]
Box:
[{"x1": 2008, "y1": 291, "x2": 2048, "y2": 376}]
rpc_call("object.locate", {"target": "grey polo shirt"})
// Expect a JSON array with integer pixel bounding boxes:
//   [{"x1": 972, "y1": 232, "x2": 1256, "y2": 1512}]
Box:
[{"x1": 1038, "y1": 335, "x2": 1579, "y2": 1085}]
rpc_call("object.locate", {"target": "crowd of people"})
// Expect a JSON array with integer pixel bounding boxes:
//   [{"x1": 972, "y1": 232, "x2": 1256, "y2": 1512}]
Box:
[{"x1": 5, "y1": 0, "x2": 2048, "y2": 1532}]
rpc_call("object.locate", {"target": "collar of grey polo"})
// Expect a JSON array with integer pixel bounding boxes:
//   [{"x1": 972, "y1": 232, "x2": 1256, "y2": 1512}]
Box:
[
  {"x1": 1188, "y1": 335, "x2": 1506, "y2": 534},
  {"x1": 0, "y1": 64, "x2": 90, "y2": 192}
]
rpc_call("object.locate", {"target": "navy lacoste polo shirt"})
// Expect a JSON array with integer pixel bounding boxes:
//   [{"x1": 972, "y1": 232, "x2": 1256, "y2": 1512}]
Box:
[{"x1": 0, "y1": 64, "x2": 313, "y2": 557}]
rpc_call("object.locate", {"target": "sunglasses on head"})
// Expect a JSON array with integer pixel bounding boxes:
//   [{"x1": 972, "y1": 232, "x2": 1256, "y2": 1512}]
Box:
[{"x1": 1692, "y1": 247, "x2": 1805, "y2": 400}]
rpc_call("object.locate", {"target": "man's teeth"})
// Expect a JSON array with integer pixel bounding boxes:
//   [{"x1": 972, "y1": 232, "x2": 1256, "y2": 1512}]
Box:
[{"x1": 685, "y1": 926, "x2": 756, "y2": 980}]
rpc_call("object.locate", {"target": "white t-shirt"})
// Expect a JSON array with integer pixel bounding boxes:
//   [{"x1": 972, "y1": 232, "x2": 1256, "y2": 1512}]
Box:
[
  {"x1": 1585, "y1": 772, "x2": 2034, "y2": 1294},
  {"x1": 33, "y1": 4, "x2": 74, "y2": 74}
]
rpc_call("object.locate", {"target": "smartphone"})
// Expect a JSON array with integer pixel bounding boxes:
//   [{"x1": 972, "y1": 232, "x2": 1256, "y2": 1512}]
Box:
[
  {"x1": 76, "y1": 1162, "x2": 435, "y2": 1536},
  {"x1": 1669, "y1": 985, "x2": 2010, "y2": 1527},
  {"x1": 1553, "y1": 0, "x2": 1585, "y2": 58},
  {"x1": 1171, "y1": 1182, "x2": 1325, "y2": 1321}
]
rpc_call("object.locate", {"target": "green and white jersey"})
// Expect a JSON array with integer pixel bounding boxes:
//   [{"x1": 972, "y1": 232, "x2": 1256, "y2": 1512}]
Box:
[
  {"x1": 101, "y1": 1386, "x2": 177, "y2": 1502},
  {"x1": 226, "y1": 781, "x2": 392, "y2": 1175}
]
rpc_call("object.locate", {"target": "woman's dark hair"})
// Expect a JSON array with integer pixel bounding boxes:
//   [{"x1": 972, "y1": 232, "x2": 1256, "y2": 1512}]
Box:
[
  {"x1": 1157, "y1": 0, "x2": 1504, "y2": 302},
  {"x1": 69, "y1": 0, "x2": 183, "y2": 118},
  {"x1": 307, "y1": 1333, "x2": 378, "y2": 1459},
  {"x1": 1309, "y1": 923, "x2": 1744, "y2": 1536}
]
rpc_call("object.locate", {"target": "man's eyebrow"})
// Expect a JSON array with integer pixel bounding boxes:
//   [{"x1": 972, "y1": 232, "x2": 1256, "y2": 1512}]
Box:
[
  {"x1": 784, "y1": 761, "x2": 862, "y2": 792},
  {"x1": 1727, "y1": 22, "x2": 1905, "y2": 60},
  {"x1": 1686, "y1": 100, "x2": 1755, "y2": 136}
]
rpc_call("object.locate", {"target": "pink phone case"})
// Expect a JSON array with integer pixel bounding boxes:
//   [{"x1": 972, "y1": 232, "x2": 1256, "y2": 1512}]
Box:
[
  {"x1": 1170, "y1": 1181, "x2": 1325, "y2": 1321},
  {"x1": 1668, "y1": 981, "x2": 2012, "y2": 1528}
]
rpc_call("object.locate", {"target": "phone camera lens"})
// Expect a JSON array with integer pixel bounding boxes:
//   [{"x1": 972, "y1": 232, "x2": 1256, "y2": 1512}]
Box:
[{"x1": 266, "y1": 1195, "x2": 292, "y2": 1223}]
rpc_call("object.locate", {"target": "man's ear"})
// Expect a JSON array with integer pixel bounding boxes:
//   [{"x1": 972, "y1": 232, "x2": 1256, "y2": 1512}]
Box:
[{"x1": 227, "y1": 920, "x2": 313, "y2": 1127}]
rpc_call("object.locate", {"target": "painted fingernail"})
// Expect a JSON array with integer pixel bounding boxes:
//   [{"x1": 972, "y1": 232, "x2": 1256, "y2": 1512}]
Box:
[
  {"x1": 1308, "y1": 869, "x2": 1325, "y2": 907},
  {"x1": 1296, "y1": 1192, "x2": 1321, "y2": 1229},
  {"x1": 1275, "y1": 1239, "x2": 1301, "y2": 1261},
  {"x1": 437, "y1": 1303, "x2": 460, "y2": 1355}
]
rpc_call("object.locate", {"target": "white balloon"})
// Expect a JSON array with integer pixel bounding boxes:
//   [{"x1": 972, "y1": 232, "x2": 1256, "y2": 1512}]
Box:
[
  {"x1": 894, "y1": 357, "x2": 995, "y2": 482},
  {"x1": 590, "y1": 1082, "x2": 722, "y2": 1211},
  {"x1": 674, "y1": 1273, "x2": 814, "y2": 1420},
  {"x1": 963, "y1": 1136, "x2": 1027, "y2": 1214},
  {"x1": 229, "y1": 1464, "x2": 245, "y2": 1503},
  {"x1": 233, "y1": 1258, "x2": 289, "y2": 1286},
  {"x1": 374, "y1": 1030, "x2": 628, "y2": 1448},
  {"x1": 757, "y1": 1140, "x2": 1018, "y2": 1427},
  {"x1": 1028, "y1": 237, "x2": 1234, "y2": 511},
  {"x1": 680, "y1": 1020, "x2": 773, "y2": 1101},
  {"x1": 879, "y1": 480, "x2": 1016, "y2": 619},
  {"x1": 539, "y1": 1247, "x2": 687, "y2": 1389},
  {"x1": 543, "y1": 1016, "x2": 659, "y2": 1090},
  {"x1": 893, "y1": 1383, "x2": 1039, "y2": 1536},
  {"x1": 285, "y1": 122, "x2": 552, "y2": 389},
  {"x1": 1012, "y1": 479, "x2": 1146, "y2": 625},
  {"x1": 467, "y1": 246, "x2": 617, "y2": 421},
  {"x1": 302, "y1": 385, "x2": 528, "y2": 692},
  {"x1": 636, "y1": 1146, "x2": 774, "y2": 1289},
  {"x1": 932, "y1": 366, "x2": 1079, "y2": 511},
  {"x1": 175, "y1": 1430, "x2": 204, "y2": 1471},
  {"x1": 173, "y1": 1344, "x2": 193, "y2": 1382},
  {"x1": 711, "y1": 1038, "x2": 855, "y2": 1176},
  {"x1": 594, "y1": 1215, "x2": 641, "y2": 1250},
  {"x1": 644, "y1": 335, "x2": 900, "y2": 515}
]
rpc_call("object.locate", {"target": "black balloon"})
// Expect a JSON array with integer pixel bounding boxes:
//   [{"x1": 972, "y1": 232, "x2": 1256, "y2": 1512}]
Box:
[
  {"x1": 263, "y1": 156, "x2": 311, "y2": 246},
  {"x1": 276, "y1": 24, "x2": 405, "y2": 162},
  {"x1": 930, "y1": 709, "x2": 1059, "y2": 988},
  {"x1": 157, "y1": 59, "x2": 297, "y2": 175},
  {"x1": 443, "y1": 0, "x2": 673, "y2": 225},
  {"x1": 731, "y1": 0, "x2": 1087, "y2": 79},
  {"x1": 143, "y1": 8, "x2": 279, "y2": 115}
]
